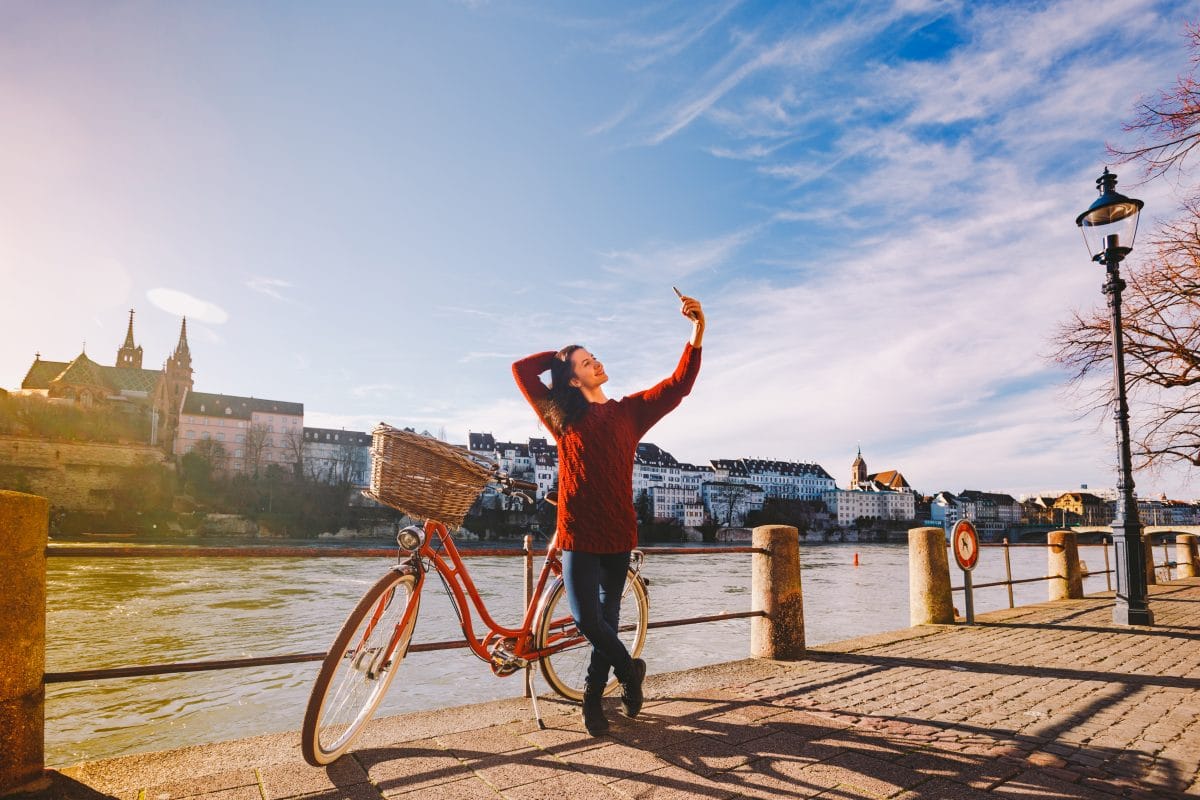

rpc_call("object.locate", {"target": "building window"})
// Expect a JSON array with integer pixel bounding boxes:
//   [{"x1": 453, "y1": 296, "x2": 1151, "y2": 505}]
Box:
[{"x1": 187, "y1": 430, "x2": 195, "y2": 439}]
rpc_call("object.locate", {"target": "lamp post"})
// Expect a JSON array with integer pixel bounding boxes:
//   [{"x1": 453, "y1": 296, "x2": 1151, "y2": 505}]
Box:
[{"x1": 1075, "y1": 168, "x2": 1153, "y2": 626}]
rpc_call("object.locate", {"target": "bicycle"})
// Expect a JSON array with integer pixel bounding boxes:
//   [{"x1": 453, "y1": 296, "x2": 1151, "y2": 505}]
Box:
[{"x1": 300, "y1": 423, "x2": 651, "y2": 766}]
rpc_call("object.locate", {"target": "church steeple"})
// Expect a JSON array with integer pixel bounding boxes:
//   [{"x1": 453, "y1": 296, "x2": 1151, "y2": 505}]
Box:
[
  {"x1": 174, "y1": 317, "x2": 190, "y2": 360},
  {"x1": 115, "y1": 308, "x2": 144, "y2": 369},
  {"x1": 851, "y1": 446, "x2": 867, "y2": 489}
]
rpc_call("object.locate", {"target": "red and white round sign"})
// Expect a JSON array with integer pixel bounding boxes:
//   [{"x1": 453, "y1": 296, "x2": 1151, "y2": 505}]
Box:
[{"x1": 951, "y1": 519, "x2": 979, "y2": 571}]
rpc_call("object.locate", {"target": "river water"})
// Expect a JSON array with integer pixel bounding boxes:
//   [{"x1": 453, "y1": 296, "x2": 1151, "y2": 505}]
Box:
[{"x1": 45, "y1": 540, "x2": 1116, "y2": 765}]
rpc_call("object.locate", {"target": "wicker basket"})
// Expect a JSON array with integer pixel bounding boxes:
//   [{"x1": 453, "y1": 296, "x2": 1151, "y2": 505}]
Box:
[{"x1": 363, "y1": 423, "x2": 495, "y2": 528}]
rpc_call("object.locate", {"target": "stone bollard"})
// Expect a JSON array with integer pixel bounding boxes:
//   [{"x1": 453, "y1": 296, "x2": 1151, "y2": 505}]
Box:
[
  {"x1": 0, "y1": 491, "x2": 49, "y2": 796},
  {"x1": 909, "y1": 527, "x2": 954, "y2": 625},
  {"x1": 1047, "y1": 530, "x2": 1083, "y2": 600},
  {"x1": 1176, "y1": 534, "x2": 1199, "y2": 579},
  {"x1": 751, "y1": 525, "x2": 804, "y2": 660},
  {"x1": 1144, "y1": 533, "x2": 1157, "y2": 586}
]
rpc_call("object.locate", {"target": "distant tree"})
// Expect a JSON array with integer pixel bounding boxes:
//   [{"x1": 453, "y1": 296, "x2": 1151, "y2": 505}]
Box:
[
  {"x1": 243, "y1": 422, "x2": 270, "y2": 477},
  {"x1": 180, "y1": 440, "x2": 227, "y2": 498},
  {"x1": 634, "y1": 489, "x2": 653, "y2": 524},
  {"x1": 190, "y1": 438, "x2": 228, "y2": 473},
  {"x1": 283, "y1": 430, "x2": 305, "y2": 477},
  {"x1": 710, "y1": 482, "x2": 751, "y2": 526}
]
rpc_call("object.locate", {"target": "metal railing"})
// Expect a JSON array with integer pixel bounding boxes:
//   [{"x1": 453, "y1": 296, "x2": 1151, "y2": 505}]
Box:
[
  {"x1": 947, "y1": 537, "x2": 1178, "y2": 609},
  {"x1": 43, "y1": 540, "x2": 767, "y2": 685}
]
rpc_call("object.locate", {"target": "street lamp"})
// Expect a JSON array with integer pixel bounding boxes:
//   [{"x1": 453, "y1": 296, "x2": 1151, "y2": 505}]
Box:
[{"x1": 1075, "y1": 168, "x2": 1153, "y2": 626}]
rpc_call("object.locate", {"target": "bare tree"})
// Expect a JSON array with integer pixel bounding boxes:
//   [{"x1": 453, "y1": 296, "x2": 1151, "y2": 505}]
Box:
[
  {"x1": 1055, "y1": 25, "x2": 1200, "y2": 471},
  {"x1": 189, "y1": 438, "x2": 228, "y2": 473},
  {"x1": 1110, "y1": 24, "x2": 1200, "y2": 190},
  {"x1": 283, "y1": 430, "x2": 305, "y2": 477},
  {"x1": 334, "y1": 439, "x2": 365, "y2": 485},
  {"x1": 243, "y1": 422, "x2": 270, "y2": 477},
  {"x1": 709, "y1": 482, "x2": 752, "y2": 526},
  {"x1": 1053, "y1": 208, "x2": 1200, "y2": 469}
]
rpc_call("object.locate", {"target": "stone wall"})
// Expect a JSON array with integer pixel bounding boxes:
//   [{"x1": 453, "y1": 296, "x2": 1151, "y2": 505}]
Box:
[{"x1": 0, "y1": 435, "x2": 169, "y2": 512}]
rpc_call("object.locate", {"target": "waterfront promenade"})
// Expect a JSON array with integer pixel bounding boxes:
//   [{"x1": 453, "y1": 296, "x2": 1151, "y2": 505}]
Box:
[{"x1": 46, "y1": 579, "x2": 1200, "y2": 800}]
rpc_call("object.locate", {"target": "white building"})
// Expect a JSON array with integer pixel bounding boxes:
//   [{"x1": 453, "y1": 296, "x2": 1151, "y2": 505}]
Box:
[
  {"x1": 823, "y1": 485, "x2": 916, "y2": 526},
  {"x1": 711, "y1": 458, "x2": 835, "y2": 501},
  {"x1": 742, "y1": 458, "x2": 836, "y2": 500}
]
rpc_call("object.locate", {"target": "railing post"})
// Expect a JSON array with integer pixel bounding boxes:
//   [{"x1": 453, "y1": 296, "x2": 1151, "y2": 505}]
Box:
[
  {"x1": 1144, "y1": 533, "x2": 1157, "y2": 586},
  {"x1": 1176, "y1": 534, "x2": 1199, "y2": 579},
  {"x1": 1002, "y1": 537, "x2": 1014, "y2": 609},
  {"x1": 751, "y1": 525, "x2": 804, "y2": 660},
  {"x1": 0, "y1": 491, "x2": 49, "y2": 796},
  {"x1": 522, "y1": 534, "x2": 533, "y2": 698},
  {"x1": 908, "y1": 526, "x2": 953, "y2": 625},
  {"x1": 1103, "y1": 536, "x2": 1112, "y2": 591},
  {"x1": 1048, "y1": 530, "x2": 1083, "y2": 600}
]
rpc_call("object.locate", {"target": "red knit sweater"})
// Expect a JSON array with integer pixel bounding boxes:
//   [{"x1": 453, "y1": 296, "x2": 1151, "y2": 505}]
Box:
[{"x1": 512, "y1": 344, "x2": 701, "y2": 553}]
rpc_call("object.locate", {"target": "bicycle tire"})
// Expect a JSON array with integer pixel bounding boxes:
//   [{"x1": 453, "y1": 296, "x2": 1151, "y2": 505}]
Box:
[
  {"x1": 534, "y1": 569, "x2": 648, "y2": 701},
  {"x1": 301, "y1": 568, "x2": 420, "y2": 766}
]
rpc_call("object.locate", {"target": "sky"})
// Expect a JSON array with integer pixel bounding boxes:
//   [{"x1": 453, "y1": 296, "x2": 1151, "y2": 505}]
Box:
[{"x1": 2, "y1": 0, "x2": 1199, "y2": 499}]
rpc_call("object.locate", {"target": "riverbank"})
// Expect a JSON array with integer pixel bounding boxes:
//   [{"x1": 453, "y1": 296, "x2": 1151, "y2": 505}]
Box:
[
  {"x1": 48, "y1": 578, "x2": 1200, "y2": 800},
  {"x1": 42, "y1": 542, "x2": 1119, "y2": 765}
]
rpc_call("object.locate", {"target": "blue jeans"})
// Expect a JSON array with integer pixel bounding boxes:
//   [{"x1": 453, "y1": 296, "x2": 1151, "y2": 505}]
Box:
[{"x1": 561, "y1": 550, "x2": 633, "y2": 686}]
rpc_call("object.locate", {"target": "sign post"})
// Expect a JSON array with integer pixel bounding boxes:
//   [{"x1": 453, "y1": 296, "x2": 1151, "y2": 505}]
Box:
[{"x1": 951, "y1": 519, "x2": 980, "y2": 625}]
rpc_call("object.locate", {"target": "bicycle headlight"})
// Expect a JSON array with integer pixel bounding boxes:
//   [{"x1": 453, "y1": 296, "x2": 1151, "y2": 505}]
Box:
[{"x1": 396, "y1": 525, "x2": 425, "y2": 551}]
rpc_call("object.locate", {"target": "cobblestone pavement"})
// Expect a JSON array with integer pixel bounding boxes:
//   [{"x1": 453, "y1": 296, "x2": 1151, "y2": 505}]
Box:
[{"x1": 49, "y1": 579, "x2": 1200, "y2": 800}]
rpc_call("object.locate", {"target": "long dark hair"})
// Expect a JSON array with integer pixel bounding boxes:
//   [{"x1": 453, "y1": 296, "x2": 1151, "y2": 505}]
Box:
[{"x1": 540, "y1": 344, "x2": 590, "y2": 437}]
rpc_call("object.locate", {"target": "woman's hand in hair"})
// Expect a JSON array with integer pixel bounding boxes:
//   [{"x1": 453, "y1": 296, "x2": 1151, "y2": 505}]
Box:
[{"x1": 679, "y1": 295, "x2": 705, "y2": 347}]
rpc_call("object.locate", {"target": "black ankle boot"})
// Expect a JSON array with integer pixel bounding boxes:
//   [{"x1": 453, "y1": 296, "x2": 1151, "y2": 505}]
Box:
[
  {"x1": 582, "y1": 680, "x2": 609, "y2": 736},
  {"x1": 621, "y1": 658, "x2": 646, "y2": 718}
]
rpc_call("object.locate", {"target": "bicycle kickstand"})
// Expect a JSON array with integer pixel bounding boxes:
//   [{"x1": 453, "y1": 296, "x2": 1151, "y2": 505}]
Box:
[{"x1": 526, "y1": 666, "x2": 546, "y2": 730}]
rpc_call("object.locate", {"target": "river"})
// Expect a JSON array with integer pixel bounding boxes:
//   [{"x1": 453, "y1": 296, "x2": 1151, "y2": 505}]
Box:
[{"x1": 45, "y1": 539, "x2": 1116, "y2": 765}]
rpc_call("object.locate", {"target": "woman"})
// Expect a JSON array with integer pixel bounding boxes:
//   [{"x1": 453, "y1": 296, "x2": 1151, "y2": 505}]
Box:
[{"x1": 512, "y1": 294, "x2": 704, "y2": 735}]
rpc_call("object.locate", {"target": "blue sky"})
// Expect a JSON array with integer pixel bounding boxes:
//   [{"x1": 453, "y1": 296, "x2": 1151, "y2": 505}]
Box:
[{"x1": 3, "y1": 0, "x2": 1198, "y2": 498}]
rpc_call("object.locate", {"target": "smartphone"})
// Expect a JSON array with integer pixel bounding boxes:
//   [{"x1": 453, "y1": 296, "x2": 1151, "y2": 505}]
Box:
[{"x1": 673, "y1": 286, "x2": 698, "y2": 319}]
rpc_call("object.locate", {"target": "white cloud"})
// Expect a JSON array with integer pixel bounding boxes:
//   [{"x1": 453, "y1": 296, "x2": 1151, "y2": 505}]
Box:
[
  {"x1": 145, "y1": 288, "x2": 229, "y2": 324},
  {"x1": 350, "y1": 383, "x2": 396, "y2": 400},
  {"x1": 599, "y1": 226, "x2": 759, "y2": 282},
  {"x1": 245, "y1": 277, "x2": 293, "y2": 302}
]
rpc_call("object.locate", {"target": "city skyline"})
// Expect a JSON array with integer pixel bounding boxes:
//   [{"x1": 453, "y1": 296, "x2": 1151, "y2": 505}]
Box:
[{"x1": 3, "y1": 1, "x2": 1199, "y2": 499}]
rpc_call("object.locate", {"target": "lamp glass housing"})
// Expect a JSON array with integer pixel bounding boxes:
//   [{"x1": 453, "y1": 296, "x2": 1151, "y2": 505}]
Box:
[{"x1": 1076, "y1": 170, "x2": 1143, "y2": 259}]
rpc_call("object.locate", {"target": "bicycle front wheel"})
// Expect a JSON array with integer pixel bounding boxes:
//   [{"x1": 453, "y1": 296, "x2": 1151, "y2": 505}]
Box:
[
  {"x1": 301, "y1": 568, "x2": 420, "y2": 766},
  {"x1": 535, "y1": 569, "x2": 649, "y2": 701}
]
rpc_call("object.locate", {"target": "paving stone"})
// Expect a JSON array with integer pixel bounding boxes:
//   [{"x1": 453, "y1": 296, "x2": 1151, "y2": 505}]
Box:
[
  {"x1": 608, "y1": 764, "x2": 737, "y2": 800},
  {"x1": 467, "y1": 749, "x2": 567, "y2": 791},
  {"x1": 499, "y1": 769, "x2": 617, "y2": 799},
  {"x1": 558, "y1": 741, "x2": 671, "y2": 783},
  {"x1": 260, "y1": 759, "x2": 369, "y2": 799},
  {"x1": 140, "y1": 768, "x2": 260, "y2": 800}
]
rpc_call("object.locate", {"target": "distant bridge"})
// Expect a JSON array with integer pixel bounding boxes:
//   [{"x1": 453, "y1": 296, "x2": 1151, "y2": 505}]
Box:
[
  {"x1": 1072, "y1": 525, "x2": 1200, "y2": 537},
  {"x1": 1006, "y1": 525, "x2": 1200, "y2": 543}
]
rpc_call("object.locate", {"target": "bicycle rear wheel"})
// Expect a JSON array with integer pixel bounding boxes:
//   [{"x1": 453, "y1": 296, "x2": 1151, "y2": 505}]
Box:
[
  {"x1": 535, "y1": 570, "x2": 648, "y2": 701},
  {"x1": 301, "y1": 568, "x2": 420, "y2": 766}
]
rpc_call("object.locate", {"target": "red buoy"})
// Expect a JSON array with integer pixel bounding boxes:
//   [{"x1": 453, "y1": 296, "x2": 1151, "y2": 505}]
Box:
[{"x1": 853, "y1": 552, "x2": 859, "y2": 567}]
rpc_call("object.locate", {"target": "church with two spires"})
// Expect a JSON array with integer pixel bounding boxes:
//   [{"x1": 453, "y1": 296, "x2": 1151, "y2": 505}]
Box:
[{"x1": 18, "y1": 311, "x2": 194, "y2": 449}]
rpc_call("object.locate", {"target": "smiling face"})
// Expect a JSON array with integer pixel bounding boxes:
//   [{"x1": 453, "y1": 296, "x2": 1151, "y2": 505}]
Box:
[{"x1": 568, "y1": 348, "x2": 608, "y2": 392}]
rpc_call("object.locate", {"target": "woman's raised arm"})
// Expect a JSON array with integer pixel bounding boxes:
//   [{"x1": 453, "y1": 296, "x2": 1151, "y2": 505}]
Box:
[{"x1": 513, "y1": 351, "x2": 558, "y2": 430}]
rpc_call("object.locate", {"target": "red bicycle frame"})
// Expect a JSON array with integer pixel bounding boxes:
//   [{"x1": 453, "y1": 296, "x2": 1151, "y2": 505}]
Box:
[{"x1": 389, "y1": 519, "x2": 582, "y2": 667}]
